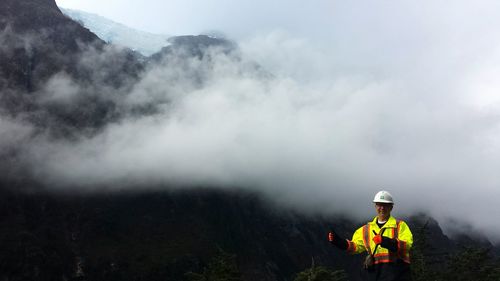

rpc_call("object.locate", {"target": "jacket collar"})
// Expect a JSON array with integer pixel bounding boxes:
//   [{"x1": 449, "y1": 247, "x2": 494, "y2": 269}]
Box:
[{"x1": 369, "y1": 215, "x2": 397, "y2": 228}]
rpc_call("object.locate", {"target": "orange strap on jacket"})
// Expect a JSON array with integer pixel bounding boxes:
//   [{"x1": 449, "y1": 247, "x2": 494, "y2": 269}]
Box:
[
  {"x1": 362, "y1": 220, "x2": 402, "y2": 263},
  {"x1": 362, "y1": 224, "x2": 371, "y2": 253}
]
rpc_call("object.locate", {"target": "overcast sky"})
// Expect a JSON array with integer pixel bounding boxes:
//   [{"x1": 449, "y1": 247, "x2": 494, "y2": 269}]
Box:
[
  {"x1": 55, "y1": 0, "x2": 336, "y2": 39},
  {"x1": 48, "y1": 0, "x2": 500, "y2": 241}
]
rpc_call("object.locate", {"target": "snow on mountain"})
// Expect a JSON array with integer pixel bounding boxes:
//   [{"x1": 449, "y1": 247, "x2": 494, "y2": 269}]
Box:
[{"x1": 61, "y1": 8, "x2": 170, "y2": 56}]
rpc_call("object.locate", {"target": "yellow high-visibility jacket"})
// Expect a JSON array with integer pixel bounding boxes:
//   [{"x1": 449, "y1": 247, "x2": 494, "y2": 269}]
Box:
[{"x1": 346, "y1": 216, "x2": 413, "y2": 264}]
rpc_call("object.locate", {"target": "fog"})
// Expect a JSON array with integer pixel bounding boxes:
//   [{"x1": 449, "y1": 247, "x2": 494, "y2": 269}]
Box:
[{"x1": 3, "y1": 0, "x2": 500, "y2": 241}]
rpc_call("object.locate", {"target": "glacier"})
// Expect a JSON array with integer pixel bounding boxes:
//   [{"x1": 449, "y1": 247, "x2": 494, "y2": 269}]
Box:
[{"x1": 61, "y1": 8, "x2": 170, "y2": 56}]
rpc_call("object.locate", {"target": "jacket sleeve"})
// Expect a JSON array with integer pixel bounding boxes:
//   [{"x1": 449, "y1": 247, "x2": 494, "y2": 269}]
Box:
[
  {"x1": 396, "y1": 221, "x2": 413, "y2": 263},
  {"x1": 347, "y1": 226, "x2": 367, "y2": 254}
]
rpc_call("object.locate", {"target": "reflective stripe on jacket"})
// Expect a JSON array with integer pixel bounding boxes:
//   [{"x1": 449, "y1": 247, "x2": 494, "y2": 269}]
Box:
[{"x1": 347, "y1": 216, "x2": 413, "y2": 264}]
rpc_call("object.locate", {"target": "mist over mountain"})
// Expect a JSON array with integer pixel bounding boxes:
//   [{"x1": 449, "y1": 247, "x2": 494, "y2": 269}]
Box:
[
  {"x1": 61, "y1": 8, "x2": 170, "y2": 56},
  {"x1": 2, "y1": 0, "x2": 500, "y2": 279},
  {"x1": 3, "y1": 0, "x2": 500, "y2": 235}
]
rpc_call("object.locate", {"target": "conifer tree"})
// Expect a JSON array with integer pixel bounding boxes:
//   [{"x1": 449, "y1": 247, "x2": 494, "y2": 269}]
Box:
[
  {"x1": 441, "y1": 247, "x2": 500, "y2": 281},
  {"x1": 293, "y1": 258, "x2": 347, "y2": 281},
  {"x1": 185, "y1": 248, "x2": 241, "y2": 281}
]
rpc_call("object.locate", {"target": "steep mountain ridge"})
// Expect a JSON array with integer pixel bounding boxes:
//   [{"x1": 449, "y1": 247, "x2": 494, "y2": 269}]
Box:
[
  {"x1": 1, "y1": 0, "x2": 71, "y2": 31},
  {"x1": 0, "y1": 0, "x2": 102, "y2": 91},
  {"x1": 151, "y1": 35, "x2": 236, "y2": 61},
  {"x1": 0, "y1": 0, "x2": 145, "y2": 137}
]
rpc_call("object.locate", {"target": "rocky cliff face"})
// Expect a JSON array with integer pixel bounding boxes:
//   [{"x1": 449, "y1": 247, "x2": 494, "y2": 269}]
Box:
[
  {"x1": 0, "y1": 0, "x2": 101, "y2": 91},
  {"x1": 1, "y1": 0, "x2": 75, "y2": 32},
  {"x1": 0, "y1": 0, "x2": 144, "y2": 136}
]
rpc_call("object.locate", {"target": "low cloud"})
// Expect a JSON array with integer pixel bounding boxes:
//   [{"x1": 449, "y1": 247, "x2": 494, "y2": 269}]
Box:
[{"x1": 3, "y1": 4, "x2": 500, "y2": 242}]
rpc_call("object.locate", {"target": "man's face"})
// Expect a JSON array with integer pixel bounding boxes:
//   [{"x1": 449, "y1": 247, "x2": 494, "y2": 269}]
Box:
[{"x1": 375, "y1": 202, "x2": 393, "y2": 219}]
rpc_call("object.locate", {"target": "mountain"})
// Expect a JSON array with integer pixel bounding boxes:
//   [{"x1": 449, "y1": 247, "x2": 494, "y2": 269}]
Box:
[
  {"x1": 0, "y1": 0, "x2": 144, "y2": 135},
  {"x1": 0, "y1": 184, "x2": 496, "y2": 281},
  {"x1": 1, "y1": 1, "x2": 499, "y2": 281},
  {"x1": 61, "y1": 8, "x2": 170, "y2": 56},
  {"x1": 0, "y1": 186, "x2": 480, "y2": 281},
  {"x1": 152, "y1": 35, "x2": 236, "y2": 60},
  {"x1": 0, "y1": 0, "x2": 102, "y2": 92}
]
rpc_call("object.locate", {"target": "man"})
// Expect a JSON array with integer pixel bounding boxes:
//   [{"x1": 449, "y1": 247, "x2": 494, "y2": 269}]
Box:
[{"x1": 328, "y1": 191, "x2": 413, "y2": 281}]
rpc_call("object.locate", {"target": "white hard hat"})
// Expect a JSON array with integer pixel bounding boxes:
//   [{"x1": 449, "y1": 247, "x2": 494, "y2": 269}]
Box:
[{"x1": 373, "y1": 190, "x2": 394, "y2": 204}]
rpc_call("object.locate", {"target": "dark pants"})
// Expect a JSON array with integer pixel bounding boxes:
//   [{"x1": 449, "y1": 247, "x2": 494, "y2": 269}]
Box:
[{"x1": 360, "y1": 260, "x2": 412, "y2": 281}]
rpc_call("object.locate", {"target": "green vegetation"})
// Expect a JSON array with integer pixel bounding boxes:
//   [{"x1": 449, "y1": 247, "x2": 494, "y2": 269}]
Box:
[
  {"x1": 293, "y1": 259, "x2": 347, "y2": 281},
  {"x1": 441, "y1": 247, "x2": 500, "y2": 281},
  {"x1": 413, "y1": 247, "x2": 500, "y2": 281},
  {"x1": 185, "y1": 248, "x2": 241, "y2": 281},
  {"x1": 411, "y1": 222, "x2": 500, "y2": 281},
  {"x1": 410, "y1": 221, "x2": 440, "y2": 281}
]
